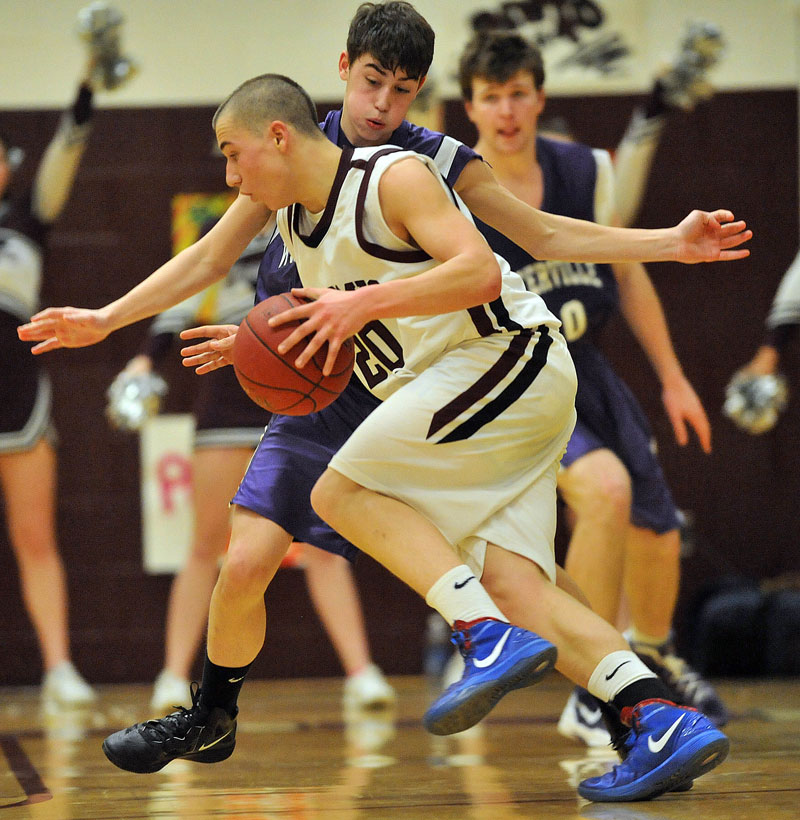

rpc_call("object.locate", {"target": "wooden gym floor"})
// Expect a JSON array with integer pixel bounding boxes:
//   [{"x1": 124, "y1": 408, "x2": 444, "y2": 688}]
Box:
[{"x1": 1, "y1": 674, "x2": 798, "y2": 819}]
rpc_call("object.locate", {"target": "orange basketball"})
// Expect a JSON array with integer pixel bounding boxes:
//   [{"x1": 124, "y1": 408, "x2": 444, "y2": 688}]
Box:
[{"x1": 233, "y1": 293, "x2": 355, "y2": 415}]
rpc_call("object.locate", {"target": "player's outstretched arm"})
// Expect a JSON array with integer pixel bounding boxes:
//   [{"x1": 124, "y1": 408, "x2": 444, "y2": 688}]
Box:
[
  {"x1": 454, "y1": 158, "x2": 751, "y2": 265},
  {"x1": 179, "y1": 324, "x2": 239, "y2": 374},
  {"x1": 18, "y1": 195, "x2": 270, "y2": 354}
]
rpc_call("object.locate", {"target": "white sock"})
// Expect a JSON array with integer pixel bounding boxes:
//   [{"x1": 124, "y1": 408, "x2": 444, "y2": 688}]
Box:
[
  {"x1": 587, "y1": 650, "x2": 659, "y2": 703},
  {"x1": 425, "y1": 565, "x2": 507, "y2": 626}
]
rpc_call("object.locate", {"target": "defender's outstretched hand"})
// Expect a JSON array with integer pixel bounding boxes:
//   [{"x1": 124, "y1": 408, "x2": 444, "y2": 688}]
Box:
[
  {"x1": 17, "y1": 306, "x2": 112, "y2": 353},
  {"x1": 179, "y1": 324, "x2": 239, "y2": 374},
  {"x1": 675, "y1": 209, "x2": 751, "y2": 263}
]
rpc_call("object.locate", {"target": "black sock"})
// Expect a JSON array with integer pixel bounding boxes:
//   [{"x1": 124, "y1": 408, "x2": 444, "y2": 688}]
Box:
[
  {"x1": 612, "y1": 677, "x2": 674, "y2": 715},
  {"x1": 589, "y1": 695, "x2": 629, "y2": 753},
  {"x1": 198, "y1": 653, "x2": 251, "y2": 718}
]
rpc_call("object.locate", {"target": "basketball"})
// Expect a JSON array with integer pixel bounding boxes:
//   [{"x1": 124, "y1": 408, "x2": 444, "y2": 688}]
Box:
[{"x1": 232, "y1": 292, "x2": 355, "y2": 415}]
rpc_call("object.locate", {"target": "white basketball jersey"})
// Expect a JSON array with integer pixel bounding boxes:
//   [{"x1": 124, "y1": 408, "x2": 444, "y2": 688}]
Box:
[{"x1": 277, "y1": 146, "x2": 560, "y2": 400}]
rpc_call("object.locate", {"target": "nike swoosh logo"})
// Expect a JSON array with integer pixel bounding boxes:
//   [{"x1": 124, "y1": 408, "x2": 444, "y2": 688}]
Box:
[
  {"x1": 228, "y1": 676, "x2": 245, "y2": 683},
  {"x1": 454, "y1": 576, "x2": 476, "y2": 590},
  {"x1": 605, "y1": 660, "x2": 631, "y2": 681},
  {"x1": 473, "y1": 627, "x2": 512, "y2": 668},
  {"x1": 576, "y1": 701, "x2": 602, "y2": 725},
  {"x1": 647, "y1": 716, "x2": 684, "y2": 754},
  {"x1": 198, "y1": 729, "x2": 233, "y2": 752}
]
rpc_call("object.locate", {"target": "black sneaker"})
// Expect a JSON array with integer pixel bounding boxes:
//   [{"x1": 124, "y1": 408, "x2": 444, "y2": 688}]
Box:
[{"x1": 102, "y1": 683, "x2": 236, "y2": 773}]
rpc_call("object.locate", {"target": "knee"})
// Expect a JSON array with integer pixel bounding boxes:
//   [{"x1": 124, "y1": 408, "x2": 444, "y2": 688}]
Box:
[
  {"x1": 217, "y1": 540, "x2": 275, "y2": 601},
  {"x1": 592, "y1": 470, "x2": 632, "y2": 519},
  {"x1": 8, "y1": 525, "x2": 58, "y2": 563},
  {"x1": 564, "y1": 456, "x2": 632, "y2": 524},
  {"x1": 311, "y1": 469, "x2": 348, "y2": 527},
  {"x1": 482, "y1": 559, "x2": 550, "y2": 622}
]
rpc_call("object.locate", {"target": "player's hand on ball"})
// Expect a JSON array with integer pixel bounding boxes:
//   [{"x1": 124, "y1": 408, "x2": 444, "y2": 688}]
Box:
[
  {"x1": 271, "y1": 287, "x2": 366, "y2": 376},
  {"x1": 179, "y1": 324, "x2": 239, "y2": 374},
  {"x1": 17, "y1": 306, "x2": 112, "y2": 353},
  {"x1": 674, "y1": 209, "x2": 751, "y2": 263},
  {"x1": 234, "y1": 294, "x2": 354, "y2": 414}
]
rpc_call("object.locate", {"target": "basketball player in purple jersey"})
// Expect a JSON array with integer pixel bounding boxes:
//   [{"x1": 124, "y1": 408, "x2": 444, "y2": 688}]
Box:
[
  {"x1": 20, "y1": 3, "x2": 748, "y2": 795},
  {"x1": 456, "y1": 29, "x2": 729, "y2": 742}
]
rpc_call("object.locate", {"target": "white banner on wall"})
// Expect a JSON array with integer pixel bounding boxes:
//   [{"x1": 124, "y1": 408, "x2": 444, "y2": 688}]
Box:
[{"x1": 140, "y1": 414, "x2": 195, "y2": 574}]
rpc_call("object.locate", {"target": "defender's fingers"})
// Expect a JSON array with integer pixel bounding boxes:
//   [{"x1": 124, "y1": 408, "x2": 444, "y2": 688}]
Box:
[
  {"x1": 709, "y1": 209, "x2": 734, "y2": 223},
  {"x1": 31, "y1": 338, "x2": 64, "y2": 355},
  {"x1": 180, "y1": 341, "x2": 215, "y2": 357},
  {"x1": 718, "y1": 220, "x2": 747, "y2": 236},
  {"x1": 718, "y1": 249, "x2": 751, "y2": 260},
  {"x1": 719, "y1": 229, "x2": 752, "y2": 248}
]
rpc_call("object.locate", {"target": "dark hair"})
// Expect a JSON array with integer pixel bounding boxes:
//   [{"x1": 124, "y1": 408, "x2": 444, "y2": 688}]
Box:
[
  {"x1": 458, "y1": 30, "x2": 545, "y2": 101},
  {"x1": 214, "y1": 73, "x2": 321, "y2": 137},
  {"x1": 347, "y1": 2, "x2": 434, "y2": 80}
]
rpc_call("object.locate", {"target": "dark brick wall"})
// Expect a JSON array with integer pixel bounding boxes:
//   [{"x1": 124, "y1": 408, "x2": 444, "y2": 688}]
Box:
[{"x1": 1, "y1": 90, "x2": 796, "y2": 684}]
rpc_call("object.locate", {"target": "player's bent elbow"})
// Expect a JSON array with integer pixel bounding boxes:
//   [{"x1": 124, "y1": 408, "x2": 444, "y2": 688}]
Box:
[{"x1": 479, "y1": 255, "x2": 503, "y2": 303}]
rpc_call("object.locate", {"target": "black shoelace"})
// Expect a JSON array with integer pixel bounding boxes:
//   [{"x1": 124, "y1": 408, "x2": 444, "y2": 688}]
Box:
[{"x1": 140, "y1": 681, "x2": 206, "y2": 741}]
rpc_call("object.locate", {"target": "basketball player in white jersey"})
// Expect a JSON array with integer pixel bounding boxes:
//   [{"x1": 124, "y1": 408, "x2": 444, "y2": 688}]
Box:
[{"x1": 202, "y1": 73, "x2": 728, "y2": 803}]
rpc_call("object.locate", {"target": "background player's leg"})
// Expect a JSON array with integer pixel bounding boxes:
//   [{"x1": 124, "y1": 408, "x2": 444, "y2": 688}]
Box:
[
  {"x1": 623, "y1": 526, "x2": 729, "y2": 726},
  {"x1": 558, "y1": 449, "x2": 631, "y2": 623},
  {"x1": 624, "y1": 526, "x2": 680, "y2": 641},
  {"x1": 300, "y1": 544, "x2": 395, "y2": 709},
  {"x1": 103, "y1": 506, "x2": 300, "y2": 773},
  {"x1": 0, "y1": 439, "x2": 94, "y2": 705}
]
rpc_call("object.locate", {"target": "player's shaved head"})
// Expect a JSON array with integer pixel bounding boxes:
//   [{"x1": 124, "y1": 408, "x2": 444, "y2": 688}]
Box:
[{"x1": 214, "y1": 74, "x2": 322, "y2": 138}]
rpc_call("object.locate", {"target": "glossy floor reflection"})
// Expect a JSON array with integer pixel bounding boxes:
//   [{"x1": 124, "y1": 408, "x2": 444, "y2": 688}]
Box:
[{"x1": 1, "y1": 675, "x2": 798, "y2": 819}]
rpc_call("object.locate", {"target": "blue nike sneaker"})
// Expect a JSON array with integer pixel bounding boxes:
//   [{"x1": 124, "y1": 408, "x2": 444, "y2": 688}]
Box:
[
  {"x1": 578, "y1": 699, "x2": 729, "y2": 802},
  {"x1": 422, "y1": 618, "x2": 557, "y2": 736}
]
